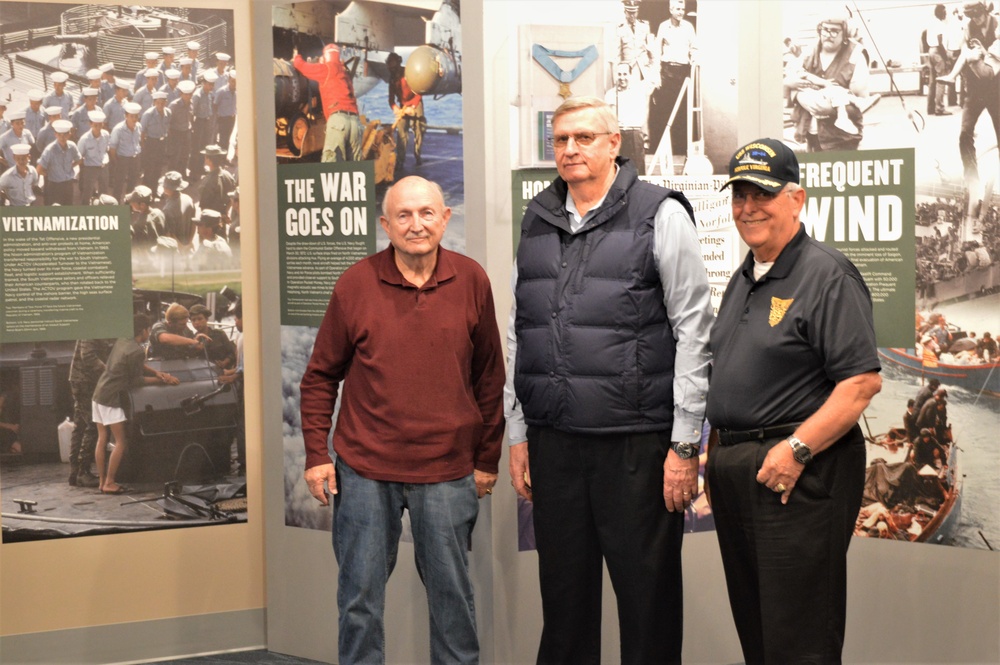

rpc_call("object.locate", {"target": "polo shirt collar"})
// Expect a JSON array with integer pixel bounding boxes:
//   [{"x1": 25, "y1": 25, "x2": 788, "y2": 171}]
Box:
[
  {"x1": 378, "y1": 245, "x2": 456, "y2": 289},
  {"x1": 740, "y1": 223, "x2": 807, "y2": 283}
]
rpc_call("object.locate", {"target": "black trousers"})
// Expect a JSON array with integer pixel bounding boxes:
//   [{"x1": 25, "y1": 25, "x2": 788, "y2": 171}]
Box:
[
  {"x1": 528, "y1": 426, "x2": 684, "y2": 665},
  {"x1": 649, "y1": 62, "x2": 689, "y2": 157},
  {"x1": 189, "y1": 117, "x2": 214, "y2": 177},
  {"x1": 620, "y1": 128, "x2": 645, "y2": 176},
  {"x1": 143, "y1": 138, "x2": 167, "y2": 189},
  {"x1": 44, "y1": 179, "x2": 75, "y2": 206},
  {"x1": 111, "y1": 156, "x2": 140, "y2": 203},
  {"x1": 217, "y1": 116, "x2": 236, "y2": 151},
  {"x1": 707, "y1": 425, "x2": 865, "y2": 665}
]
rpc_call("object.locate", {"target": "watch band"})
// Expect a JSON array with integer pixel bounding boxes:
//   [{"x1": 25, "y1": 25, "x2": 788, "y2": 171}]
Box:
[
  {"x1": 671, "y1": 441, "x2": 698, "y2": 459},
  {"x1": 788, "y1": 436, "x2": 813, "y2": 464}
]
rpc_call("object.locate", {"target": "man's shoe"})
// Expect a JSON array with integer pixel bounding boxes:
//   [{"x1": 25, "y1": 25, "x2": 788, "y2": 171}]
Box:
[{"x1": 77, "y1": 470, "x2": 100, "y2": 488}]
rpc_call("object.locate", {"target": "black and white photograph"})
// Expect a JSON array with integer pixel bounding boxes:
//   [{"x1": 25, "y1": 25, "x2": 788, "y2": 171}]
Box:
[
  {"x1": 0, "y1": 3, "x2": 247, "y2": 542},
  {"x1": 512, "y1": 0, "x2": 738, "y2": 178},
  {"x1": 783, "y1": 1, "x2": 999, "y2": 549}
]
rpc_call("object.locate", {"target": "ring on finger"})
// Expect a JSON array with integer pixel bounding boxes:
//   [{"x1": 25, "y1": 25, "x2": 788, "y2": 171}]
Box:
[{"x1": 774, "y1": 483, "x2": 787, "y2": 493}]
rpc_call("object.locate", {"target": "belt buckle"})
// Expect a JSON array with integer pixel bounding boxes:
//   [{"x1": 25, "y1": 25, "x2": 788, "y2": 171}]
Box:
[{"x1": 753, "y1": 427, "x2": 766, "y2": 441}]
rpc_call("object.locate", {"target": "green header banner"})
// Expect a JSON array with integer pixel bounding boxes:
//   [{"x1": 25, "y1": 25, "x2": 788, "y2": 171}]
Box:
[
  {"x1": 0, "y1": 205, "x2": 132, "y2": 343},
  {"x1": 278, "y1": 161, "x2": 377, "y2": 327},
  {"x1": 796, "y1": 148, "x2": 916, "y2": 348},
  {"x1": 511, "y1": 168, "x2": 558, "y2": 253}
]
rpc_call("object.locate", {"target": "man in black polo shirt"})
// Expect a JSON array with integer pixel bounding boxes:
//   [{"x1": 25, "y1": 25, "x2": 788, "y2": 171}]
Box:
[{"x1": 707, "y1": 138, "x2": 882, "y2": 664}]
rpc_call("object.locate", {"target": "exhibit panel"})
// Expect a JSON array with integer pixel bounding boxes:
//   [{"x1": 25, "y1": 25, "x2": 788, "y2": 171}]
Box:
[
  {"x1": 261, "y1": 2, "x2": 997, "y2": 663},
  {"x1": 781, "y1": 1, "x2": 999, "y2": 552},
  {"x1": 260, "y1": 0, "x2": 494, "y2": 663},
  {"x1": 0, "y1": 0, "x2": 266, "y2": 661},
  {"x1": 0, "y1": 1, "x2": 996, "y2": 664}
]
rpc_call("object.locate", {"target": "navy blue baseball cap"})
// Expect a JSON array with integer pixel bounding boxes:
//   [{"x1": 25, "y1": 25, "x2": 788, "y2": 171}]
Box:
[{"x1": 721, "y1": 138, "x2": 800, "y2": 192}]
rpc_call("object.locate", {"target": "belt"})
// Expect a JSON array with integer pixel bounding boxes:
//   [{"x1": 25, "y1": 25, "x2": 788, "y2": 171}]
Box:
[{"x1": 716, "y1": 422, "x2": 801, "y2": 446}]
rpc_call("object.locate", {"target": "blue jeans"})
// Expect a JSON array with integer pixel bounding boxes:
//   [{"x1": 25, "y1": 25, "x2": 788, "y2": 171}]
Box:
[{"x1": 333, "y1": 458, "x2": 480, "y2": 664}]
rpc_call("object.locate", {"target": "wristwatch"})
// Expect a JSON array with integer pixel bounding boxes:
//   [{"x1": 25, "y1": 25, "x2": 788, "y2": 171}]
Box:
[
  {"x1": 671, "y1": 441, "x2": 698, "y2": 460},
  {"x1": 788, "y1": 436, "x2": 814, "y2": 465}
]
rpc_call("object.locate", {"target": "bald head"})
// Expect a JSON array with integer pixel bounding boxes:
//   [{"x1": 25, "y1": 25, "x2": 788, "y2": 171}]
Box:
[
  {"x1": 382, "y1": 176, "x2": 446, "y2": 213},
  {"x1": 380, "y1": 176, "x2": 451, "y2": 264}
]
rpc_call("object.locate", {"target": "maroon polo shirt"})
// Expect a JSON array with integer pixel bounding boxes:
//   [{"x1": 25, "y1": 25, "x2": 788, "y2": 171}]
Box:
[{"x1": 300, "y1": 246, "x2": 505, "y2": 483}]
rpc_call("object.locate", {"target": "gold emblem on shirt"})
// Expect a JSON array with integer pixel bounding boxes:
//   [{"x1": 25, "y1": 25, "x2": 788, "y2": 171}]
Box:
[{"x1": 769, "y1": 297, "x2": 794, "y2": 327}]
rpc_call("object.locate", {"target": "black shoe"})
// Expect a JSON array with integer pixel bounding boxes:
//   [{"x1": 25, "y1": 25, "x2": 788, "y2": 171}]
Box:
[
  {"x1": 68, "y1": 470, "x2": 79, "y2": 486},
  {"x1": 77, "y1": 470, "x2": 100, "y2": 488}
]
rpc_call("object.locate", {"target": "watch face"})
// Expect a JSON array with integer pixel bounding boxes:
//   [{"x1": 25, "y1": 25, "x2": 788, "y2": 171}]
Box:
[
  {"x1": 674, "y1": 442, "x2": 697, "y2": 459},
  {"x1": 791, "y1": 441, "x2": 813, "y2": 464}
]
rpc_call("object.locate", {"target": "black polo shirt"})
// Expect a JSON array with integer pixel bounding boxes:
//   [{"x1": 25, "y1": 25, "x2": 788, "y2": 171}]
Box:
[{"x1": 707, "y1": 224, "x2": 880, "y2": 431}]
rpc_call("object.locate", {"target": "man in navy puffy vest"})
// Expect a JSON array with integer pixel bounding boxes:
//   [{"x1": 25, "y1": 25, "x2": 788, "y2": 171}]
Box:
[{"x1": 506, "y1": 96, "x2": 713, "y2": 664}]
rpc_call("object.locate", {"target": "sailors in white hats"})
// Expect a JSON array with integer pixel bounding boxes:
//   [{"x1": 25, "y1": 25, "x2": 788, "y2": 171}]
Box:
[
  {"x1": 78, "y1": 109, "x2": 111, "y2": 202},
  {"x1": 44, "y1": 71, "x2": 74, "y2": 118},
  {"x1": 81, "y1": 69, "x2": 104, "y2": 106},
  {"x1": 109, "y1": 101, "x2": 143, "y2": 201},
  {"x1": 37, "y1": 118, "x2": 81, "y2": 205},
  {"x1": 178, "y1": 56, "x2": 195, "y2": 83},
  {"x1": 25, "y1": 89, "x2": 47, "y2": 137},
  {"x1": 141, "y1": 91, "x2": 171, "y2": 188},
  {"x1": 161, "y1": 67, "x2": 182, "y2": 103},
  {"x1": 186, "y1": 41, "x2": 202, "y2": 81},
  {"x1": 71, "y1": 88, "x2": 101, "y2": 139},
  {"x1": 134, "y1": 51, "x2": 161, "y2": 91},
  {"x1": 214, "y1": 69, "x2": 237, "y2": 150},
  {"x1": 189, "y1": 70, "x2": 218, "y2": 178},
  {"x1": 103, "y1": 78, "x2": 132, "y2": 131},
  {"x1": 214, "y1": 52, "x2": 232, "y2": 87},
  {"x1": 167, "y1": 80, "x2": 196, "y2": 176},
  {"x1": 0, "y1": 142, "x2": 39, "y2": 206},
  {"x1": 133, "y1": 68, "x2": 161, "y2": 114},
  {"x1": 160, "y1": 46, "x2": 177, "y2": 74},
  {"x1": 99, "y1": 63, "x2": 117, "y2": 105},
  {"x1": 0, "y1": 109, "x2": 35, "y2": 169},
  {"x1": 35, "y1": 105, "x2": 66, "y2": 156}
]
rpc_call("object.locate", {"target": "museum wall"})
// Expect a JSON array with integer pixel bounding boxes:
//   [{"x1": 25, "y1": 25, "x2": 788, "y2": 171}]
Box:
[
  {"x1": 0, "y1": 0, "x2": 266, "y2": 663},
  {"x1": 0, "y1": 0, "x2": 997, "y2": 664}
]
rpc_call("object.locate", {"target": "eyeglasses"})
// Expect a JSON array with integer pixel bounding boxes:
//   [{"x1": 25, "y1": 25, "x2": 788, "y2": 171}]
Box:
[
  {"x1": 553, "y1": 132, "x2": 612, "y2": 148},
  {"x1": 819, "y1": 25, "x2": 843, "y2": 35},
  {"x1": 731, "y1": 189, "x2": 781, "y2": 204}
]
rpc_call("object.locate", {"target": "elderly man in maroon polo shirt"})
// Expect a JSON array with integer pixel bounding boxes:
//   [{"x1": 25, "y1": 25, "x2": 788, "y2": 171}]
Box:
[{"x1": 300, "y1": 176, "x2": 505, "y2": 665}]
